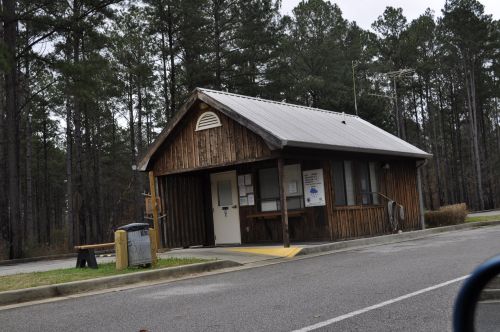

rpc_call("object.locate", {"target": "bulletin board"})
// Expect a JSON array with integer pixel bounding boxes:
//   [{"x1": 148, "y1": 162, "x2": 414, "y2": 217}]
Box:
[{"x1": 238, "y1": 174, "x2": 255, "y2": 206}]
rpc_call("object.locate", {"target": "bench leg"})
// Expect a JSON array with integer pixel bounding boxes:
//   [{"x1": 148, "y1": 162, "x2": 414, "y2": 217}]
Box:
[
  {"x1": 76, "y1": 250, "x2": 87, "y2": 268},
  {"x1": 76, "y1": 249, "x2": 98, "y2": 269},
  {"x1": 87, "y1": 249, "x2": 98, "y2": 269}
]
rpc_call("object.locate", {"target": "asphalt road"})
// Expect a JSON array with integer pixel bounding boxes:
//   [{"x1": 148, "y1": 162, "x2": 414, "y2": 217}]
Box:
[
  {"x1": 2, "y1": 225, "x2": 500, "y2": 332},
  {"x1": 476, "y1": 302, "x2": 500, "y2": 332}
]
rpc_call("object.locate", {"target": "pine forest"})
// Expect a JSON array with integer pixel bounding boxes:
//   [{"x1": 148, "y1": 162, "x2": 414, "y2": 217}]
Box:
[{"x1": 1, "y1": 0, "x2": 499, "y2": 258}]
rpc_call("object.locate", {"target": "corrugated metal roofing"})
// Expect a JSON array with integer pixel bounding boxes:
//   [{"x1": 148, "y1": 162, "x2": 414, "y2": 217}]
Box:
[
  {"x1": 138, "y1": 88, "x2": 430, "y2": 171},
  {"x1": 199, "y1": 88, "x2": 430, "y2": 159}
]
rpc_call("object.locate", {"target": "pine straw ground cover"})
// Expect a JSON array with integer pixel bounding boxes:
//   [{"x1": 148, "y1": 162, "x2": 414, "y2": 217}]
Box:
[{"x1": 0, "y1": 257, "x2": 207, "y2": 292}]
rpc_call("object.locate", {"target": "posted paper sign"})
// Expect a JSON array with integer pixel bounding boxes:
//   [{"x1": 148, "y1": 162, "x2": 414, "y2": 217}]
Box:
[
  {"x1": 238, "y1": 175, "x2": 245, "y2": 186},
  {"x1": 247, "y1": 194, "x2": 255, "y2": 206},
  {"x1": 303, "y1": 169, "x2": 326, "y2": 207}
]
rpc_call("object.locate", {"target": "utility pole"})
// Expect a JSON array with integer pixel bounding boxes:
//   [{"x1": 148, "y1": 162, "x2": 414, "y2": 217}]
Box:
[{"x1": 352, "y1": 61, "x2": 358, "y2": 116}]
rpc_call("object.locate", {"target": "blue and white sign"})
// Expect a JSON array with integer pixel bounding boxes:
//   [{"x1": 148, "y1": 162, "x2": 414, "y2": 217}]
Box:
[{"x1": 303, "y1": 169, "x2": 326, "y2": 207}]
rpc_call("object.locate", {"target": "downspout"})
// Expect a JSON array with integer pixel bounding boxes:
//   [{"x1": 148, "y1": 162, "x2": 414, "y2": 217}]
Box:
[{"x1": 416, "y1": 159, "x2": 428, "y2": 230}]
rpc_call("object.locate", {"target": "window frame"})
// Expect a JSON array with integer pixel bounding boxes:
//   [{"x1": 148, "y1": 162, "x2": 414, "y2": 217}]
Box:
[
  {"x1": 257, "y1": 164, "x2": 305, "y2": 212},
  {"x1": 331, "y1": 159, "x2": 381, "y2": 207},
  {"x1": 259, "y1": 167, "x2": 281, "y2": 212}
]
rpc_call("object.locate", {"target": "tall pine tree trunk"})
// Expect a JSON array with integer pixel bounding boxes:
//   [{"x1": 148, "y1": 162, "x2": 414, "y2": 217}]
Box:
[
  {"x1": 66, "y1": 99, "x2": 74, "y2": 248},
  {"x1": 4, "y1": 0, "x2": 23, "y2": 258},
  {"x1": 136, "y1": 83, "x2": 144, "y2": 219},
  {"x1": 72, "y1": 0, "x2": 84, "y2": 244},
  {"x1": 167, "y1": 3, "x2": 176, "y2": 118},
  {"x1": 0, "y1": 50, "x2": 8, "y2": 256},
  {"x1": 464, "y1": 59, "x2": 484, "y2": 210},
  {"x1": 212, "y1": 0, "x2": 222, "y2": 89},
  {"x1": 26, "y1": 114, "x2": 34, "y2": 244}
]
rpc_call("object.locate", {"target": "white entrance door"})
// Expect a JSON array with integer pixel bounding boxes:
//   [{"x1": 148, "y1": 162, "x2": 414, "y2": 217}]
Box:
[{"x1": 210, "y1": 171, "x2": 241, "y2": 245}]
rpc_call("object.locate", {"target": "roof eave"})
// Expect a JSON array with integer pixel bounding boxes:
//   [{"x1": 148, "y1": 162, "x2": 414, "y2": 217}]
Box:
[{"x1": 284, "y1": 140, "x2": 432, "y2": 160}]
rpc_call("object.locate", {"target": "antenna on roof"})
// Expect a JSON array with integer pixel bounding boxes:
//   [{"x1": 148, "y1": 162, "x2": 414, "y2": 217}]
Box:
[
  {"x1": 352, "y1": 60, "x2": 358, "y2": 116},
  {"x1": 372, "y1": 68, "x2": 415, "y2": 138},
  {"x1": 342, "y1": 111, "x2": 347, "y2": 124}
]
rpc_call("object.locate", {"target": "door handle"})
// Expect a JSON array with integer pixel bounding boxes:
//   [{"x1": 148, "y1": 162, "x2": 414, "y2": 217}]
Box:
[{"x1": 232, "y1": 205, "x2": 237, "y2": 209}]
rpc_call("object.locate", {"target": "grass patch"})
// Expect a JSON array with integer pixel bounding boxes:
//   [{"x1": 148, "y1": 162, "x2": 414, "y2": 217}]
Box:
[
  {"x1": 0, "y1": 257, "x2": 207, "y2": 292},
  {"x1": 465, "y1": 214, "x2": 500, "y2": 223}
]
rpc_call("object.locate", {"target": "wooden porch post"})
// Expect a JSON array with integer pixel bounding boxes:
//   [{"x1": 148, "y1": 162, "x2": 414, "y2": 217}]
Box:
[
  {"x1": 278, "y1": 158, "x2": 290, "y2": 248},
  {"x1": 149, "y1": 171, "x2": 160, "y2": 250}
]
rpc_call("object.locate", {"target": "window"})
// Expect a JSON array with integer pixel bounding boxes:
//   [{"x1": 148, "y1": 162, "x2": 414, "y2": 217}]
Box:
[
  {"x1": 195, "y1": 111, "x2": 221, "y2": 131},
  {"x1": 332, "y1": 161, "x2": 356, "y2": 206},
  {"x1": 369, "y1": 162, "x2": 380, "y2": 204},
  {"x1": 331, "y1": 160, "x2": 379, "y2": 206},
  {"x1": 344, "y1": 161, "x2": 356, "y2": 205},
  {"x1": 259, "y1": 168, "x2": 280, "y2": 211},
  {"x1": 332, "y1": 161, "x2": 347, "y2": 205},
  {"x1": 258, "y1": 164, "x2": 304, "y2": 212},
  {"x1": 359, "y1": 162, "x2": 372, "y2": 205},
  {"x1": 284, "y1": 164, "x2": 304, "y2": 210},
  {"x1": 217, "y1": 180, "x2": 233, "y2": 206}
]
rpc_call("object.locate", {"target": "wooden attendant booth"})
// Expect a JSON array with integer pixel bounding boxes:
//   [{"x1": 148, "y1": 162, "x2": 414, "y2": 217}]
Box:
[{"x1": 138, "y1": 88, "x2": 431, "y2": 249}]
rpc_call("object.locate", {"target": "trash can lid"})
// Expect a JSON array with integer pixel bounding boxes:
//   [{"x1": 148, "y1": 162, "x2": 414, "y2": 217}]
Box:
[{"x1": 117, "y1": 223, "x2": 150, "y2": 232}]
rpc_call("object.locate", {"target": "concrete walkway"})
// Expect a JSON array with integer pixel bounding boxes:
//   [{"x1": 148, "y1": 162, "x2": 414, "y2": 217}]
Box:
[
  {"x1": 161, "y1": 245, "x2": 306, "y2": 263},
  {"x1": 2, "y1": 218, "x2": 499, "y2": 277},
  {"x1": 0, "y1": 256, "x2": 116, "y2": 276},
  {"x1": 0, "y1": 244, "x2": 308, "y2": 277}
]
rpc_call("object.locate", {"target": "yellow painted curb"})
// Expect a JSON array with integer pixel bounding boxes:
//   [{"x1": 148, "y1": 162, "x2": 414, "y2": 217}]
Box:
[{"x1": 227, "y1": 247, "x2": 302, "y2": 258}]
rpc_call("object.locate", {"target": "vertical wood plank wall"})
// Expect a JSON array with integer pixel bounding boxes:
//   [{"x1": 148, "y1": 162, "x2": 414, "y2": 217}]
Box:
[
  {"x1": 327, "y1": 160, "x2": 419, "y2": 240},
  {"x1": 159, "y1": 173, "x2": 213, "y2": 248},
  {"x1": 152, "y1": 105, "x2": 272, "y2": 176},
  {"x1": 330, "y1": 206, "x2": 388, "y2": 240},
  {"x1": 157, "y1": 159, "x2": 420, "y2": 247},
  {"x1": 380, "y1": 160, "x2": 420, "y2": 231}
]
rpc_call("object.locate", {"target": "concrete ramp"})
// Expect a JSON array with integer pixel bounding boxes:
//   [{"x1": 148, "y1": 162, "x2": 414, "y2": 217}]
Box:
[{"x1": 227, "y1": 247, "x2": 302, "y2": 258}]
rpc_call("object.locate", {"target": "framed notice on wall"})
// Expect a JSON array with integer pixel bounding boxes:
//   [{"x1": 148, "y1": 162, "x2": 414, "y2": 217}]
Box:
[{"x1": 302, "y1": 169, "x2": 326, "y2": 207}]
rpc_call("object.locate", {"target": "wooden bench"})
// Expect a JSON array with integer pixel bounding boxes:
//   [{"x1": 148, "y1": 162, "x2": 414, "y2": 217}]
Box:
[
  {"x1": 74, "y1": 243, "x2": 115, "y2": 268},
  {"x1": 246, "y1": 210, "x2": 305, "y2": 239},
  {"x1": 246, "y1": 210, "x2": 305, "y2": 220}
]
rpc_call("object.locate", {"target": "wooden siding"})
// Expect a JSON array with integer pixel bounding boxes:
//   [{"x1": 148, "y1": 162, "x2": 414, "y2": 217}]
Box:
[
  {"x1": 379, "y1": 160, "x2": 420, "y2": 231},
  {"x1": 330, "y1": 206, "x2": 388, "y2": 240},
  {"x1": 159, "y1": 173, "x2": 213, "y2": 248},
  {"x1": 152, "y1": 105, "x2": 273, "y2": 176},
  {"x1": 156, "y1": 157, "x2": 420, "y2": 248},
  {"x1": 326, "y1": 159, "x2": 419, "y2": 240}
]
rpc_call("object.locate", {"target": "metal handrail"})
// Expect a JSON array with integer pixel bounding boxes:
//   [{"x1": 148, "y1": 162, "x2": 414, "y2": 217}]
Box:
[{"x1": 365, "y1": 191, "x2": 404, "y2": 232}]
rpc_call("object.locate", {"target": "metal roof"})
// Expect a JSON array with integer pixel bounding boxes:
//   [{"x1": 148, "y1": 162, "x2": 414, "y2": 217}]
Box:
[
  {"x1": 138, "y1": 88, "x2": 430, "y2": 171},
  {"x1": 199, "y1": 88, "x2": 430, "y2": 158}
]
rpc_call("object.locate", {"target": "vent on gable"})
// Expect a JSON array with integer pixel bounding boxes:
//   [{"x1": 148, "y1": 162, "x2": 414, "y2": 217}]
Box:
[{"x1": 195, "y1": 111, "x2": 222, "y2": 131}]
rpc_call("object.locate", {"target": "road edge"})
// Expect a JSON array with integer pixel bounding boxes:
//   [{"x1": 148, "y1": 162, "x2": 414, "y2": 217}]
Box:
[
  {"x1": 297, "y1": 220, "x2": 500, "y2": 256},
  {"x1": 0, "y1": 260, "x2": 241, "y2": 306},
  {"x1": 2, "y1": 220, "x2": 499, "y2": 308}
]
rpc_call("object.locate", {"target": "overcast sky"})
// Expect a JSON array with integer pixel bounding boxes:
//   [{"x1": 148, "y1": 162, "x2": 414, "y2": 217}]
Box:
[{"x1": 280, "y1": 0, "x2": 500, "y2": 30}]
